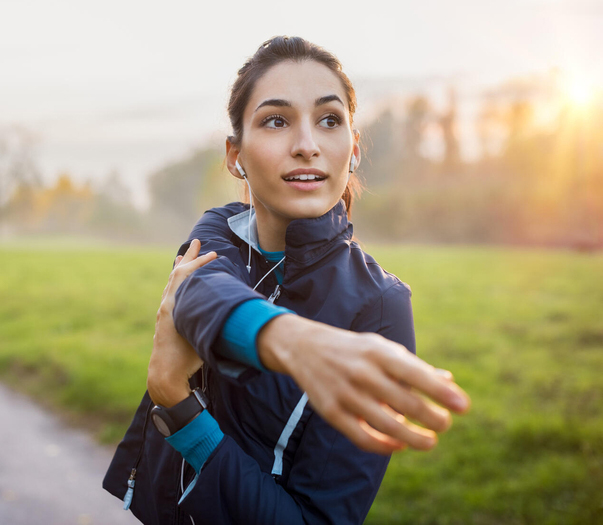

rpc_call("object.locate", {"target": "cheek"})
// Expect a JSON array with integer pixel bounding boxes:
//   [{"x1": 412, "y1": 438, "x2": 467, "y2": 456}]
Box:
[
  {"x1": 327, "y1": 142, "x2": 353, "y2": 177},
  {"x1": 245, "y1": 137, "x2": 284, "y2": 172}
]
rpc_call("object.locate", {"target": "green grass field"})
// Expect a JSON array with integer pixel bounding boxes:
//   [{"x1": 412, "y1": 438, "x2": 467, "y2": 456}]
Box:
[{"x1": 1, "y1": 241, "x2": 602, "y2": 524}]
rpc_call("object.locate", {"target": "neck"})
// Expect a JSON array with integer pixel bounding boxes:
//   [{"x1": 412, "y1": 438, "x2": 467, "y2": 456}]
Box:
[{"x1": 253, "y1": 205, "x2": 290, "y2": 252}]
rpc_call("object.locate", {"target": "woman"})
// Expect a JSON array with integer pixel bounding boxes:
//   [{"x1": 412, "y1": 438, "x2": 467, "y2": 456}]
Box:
[{"x1": 104, "y1": 36, "x2": 470, "y2": 524}]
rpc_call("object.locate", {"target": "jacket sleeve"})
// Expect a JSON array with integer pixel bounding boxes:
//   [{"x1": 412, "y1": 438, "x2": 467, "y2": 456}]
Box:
[
  {"x1": 172, "y1": 204, "x2": 269, "y2": 380},
  {"x1": 177, "y1": 416, "x2": 389, "y2": 525},
  {"x1": 351, "y1": 280, "x2": 416, "y2": 355}
]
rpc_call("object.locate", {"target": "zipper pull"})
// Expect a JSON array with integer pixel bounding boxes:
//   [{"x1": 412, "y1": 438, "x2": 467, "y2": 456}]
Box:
[
  {"x1": 123, "y1": 468, "x2": 136, "y2": 510},
  {"x1": 267, "y1": 285, "x2": 281, "y2": 304}
]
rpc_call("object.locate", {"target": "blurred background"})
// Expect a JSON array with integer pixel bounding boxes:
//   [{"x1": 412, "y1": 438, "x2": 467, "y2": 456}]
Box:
[
  {"x1": 1, "y1": 1, "x2": 602, "y2": 524},
  {"x1": 2, "y1": 0, "x2": 602, "y2": 247}
]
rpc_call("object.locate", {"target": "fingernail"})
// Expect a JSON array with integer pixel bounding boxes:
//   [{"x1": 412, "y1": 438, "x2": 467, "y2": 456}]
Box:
[
  {"x1": 435, "y1": 368, "x2": 453, "y2": 381},
  {"x1": 451, "y1": 394, "x2": 469, "y2": 412}
]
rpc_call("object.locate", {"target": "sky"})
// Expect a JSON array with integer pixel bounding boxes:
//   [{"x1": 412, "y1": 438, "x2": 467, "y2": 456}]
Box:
[{"x1": 1, "y1": 0, "x2": 602, "y2": 207}]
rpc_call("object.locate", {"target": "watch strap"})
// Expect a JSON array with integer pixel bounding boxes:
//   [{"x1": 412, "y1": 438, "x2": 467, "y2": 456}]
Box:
[
  {"x1": 167, "y1": 389, "x2": 208, "y2": 427},
  {"x1": 152, "y1": 389, "x2": 208, "y2": 436}
]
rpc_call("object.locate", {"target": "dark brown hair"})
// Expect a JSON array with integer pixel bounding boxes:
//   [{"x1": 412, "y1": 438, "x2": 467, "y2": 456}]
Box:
[{"x1": 227, "y1": 36, "x2": 362, "y2": 214}]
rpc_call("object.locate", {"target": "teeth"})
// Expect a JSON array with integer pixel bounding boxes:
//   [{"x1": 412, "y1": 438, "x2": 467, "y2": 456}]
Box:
[{"x1": 285, "y1": 174, "x2": 322, "y2": 181}]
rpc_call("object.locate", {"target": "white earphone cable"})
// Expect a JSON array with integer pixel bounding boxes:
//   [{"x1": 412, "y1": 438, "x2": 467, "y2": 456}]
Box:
[
  {"x1": 237, "y1": 158, "x2": 286, "y2": 288},
  {"x1": 242, "y1": 174, "x2": 253, "y2": 274},
  {"x1": 252, "y1": 255, "x2": 286, "y2": 291}
]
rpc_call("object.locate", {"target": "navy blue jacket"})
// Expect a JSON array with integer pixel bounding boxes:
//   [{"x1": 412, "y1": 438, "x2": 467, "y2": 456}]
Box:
[{"x1": 103, "y1": 200, "x2": 416, "y2": 524}]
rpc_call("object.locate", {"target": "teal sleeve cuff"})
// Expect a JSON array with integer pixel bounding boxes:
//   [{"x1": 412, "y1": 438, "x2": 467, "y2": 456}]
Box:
[
  {"x1": 166, "y1": 410, "x2": 224, "y2": 473},
  {"x1": 218, "y1": 299, "x2": 294, "y2": 371}
]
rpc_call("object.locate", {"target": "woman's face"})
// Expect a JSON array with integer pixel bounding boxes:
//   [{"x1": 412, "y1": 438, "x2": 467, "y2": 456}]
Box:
[{"x1": 227, "y1": 60, "x2": 359, "y2": 233}]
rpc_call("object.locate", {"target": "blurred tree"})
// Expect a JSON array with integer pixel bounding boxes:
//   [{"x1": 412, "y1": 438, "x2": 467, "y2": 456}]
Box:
[
  {"x1": 504, "y1": 100, "x2": 535, "y2": 167},
  {"x1": 439, "y1": 88, "x2": 461, "y2": 172},
  {"x1": 99, "y1": 169, "x2": 133, "y2": 207},
  {"x1": 402, "y1": 96, "x2": 431, "y2": 176},
  {"x1": 87, "y1": 170, "x2": 145, "y2": 240},
  {"x1": 148, "y1": 147, "x2": 238, "y2": 241},
  {"x1": 476, "y1": 97, "x2": 504, "y2": 162},
  {"x1": 404, "y1": 96, "x2": 430, "y2": 158},
  {"x1": 5, "y1": 182, "x2": 37, "y2": 232},
  {"x1": 36, "y1": 173, "x2": 94, "y2": 233},
  {"x1": 0, "y1": 126, "x2": 41, "y2": 233},
  {"x1": 362, "y1": 109, "x2": 402, "y2": 186}
]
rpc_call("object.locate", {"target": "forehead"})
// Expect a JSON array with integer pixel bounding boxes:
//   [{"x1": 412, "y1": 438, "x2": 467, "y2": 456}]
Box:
[{"x1": 246, "y1": 60, "x2": 348, "y2": 114}]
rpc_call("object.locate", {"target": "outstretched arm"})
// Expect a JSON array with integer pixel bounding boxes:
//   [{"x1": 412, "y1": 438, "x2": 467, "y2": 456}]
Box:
[
  {"x1": 257, "y1": 310, "x2": 467, "y2": 454},
  {"x1": 152, "y1": 236, "x2": 469, "y2": 456}
]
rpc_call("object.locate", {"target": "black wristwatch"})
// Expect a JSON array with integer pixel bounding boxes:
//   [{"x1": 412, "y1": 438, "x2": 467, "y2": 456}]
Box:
[{"x1": 151, "y1": 389, "x2": 208, "y2": 437}]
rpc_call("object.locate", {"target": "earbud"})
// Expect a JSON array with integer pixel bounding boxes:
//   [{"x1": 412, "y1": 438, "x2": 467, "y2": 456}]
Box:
[
  {"x1": 347, "y1": 154, "x2": 357, "y2": 180},
  {"x1": 235, "y1": 159, "x2": 247, "y2": 178},
  {"x1": 348, "y1": 154, "x2": 357, "y2": 174},
  {"x1": 235, "y1": 158, "x2": 253, "y2": 273}
]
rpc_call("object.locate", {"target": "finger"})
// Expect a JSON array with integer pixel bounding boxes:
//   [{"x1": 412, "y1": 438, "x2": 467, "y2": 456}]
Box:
[
  {"x1": 381, "y1": 405, "x2": 438, "y2": 450},
  {"x1": 435, "y1": 368, "x2": 454, "y2": 382},
  {"x1": 378, "y1": 343, "x2": 470, "y2": 413},
  {"x1": 168, "y1": 250, "x2": 218, "y2": 293},
  {"x1": 343, "y1": 392, "x2": 437, "y2": 450},
  {"x1": 177, "y1": 251, "x2": 217, "y2": 279},
  {"x1": 189, "y1": 250, "x2": 217, "y2": 270},
  {"x1": 361, "y1": 372, "x2": 452, "y2": 433},
  {"x1": 333, "y1": 411, "x2": 407, "y2": 455},
  {"x1": 174, "y1": 255, "x2": 184, "y2": 267},
  {"x1": 180, "y1": 239, "x2": 202, "y2": 264}
]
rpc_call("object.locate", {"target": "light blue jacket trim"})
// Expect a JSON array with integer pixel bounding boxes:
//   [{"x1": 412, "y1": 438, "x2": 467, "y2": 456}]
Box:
[
  {"x1": 271, "y1": 392, "x2": 309, "y2": 477},
  {"x1": 178, "y1": 473, "x2": 199, "y2": 505},
  {"x1": 219, "y1": 299, "x2": 292, "y2": 371},
  {"x1": 227, "y1": 208, "x2": 262, "y2": 253}
]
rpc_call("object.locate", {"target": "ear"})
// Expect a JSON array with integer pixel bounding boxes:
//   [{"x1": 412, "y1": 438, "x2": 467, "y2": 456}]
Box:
[
  {"x1": 352, "y1": 129, "x2": 361, "y2": 171},
  {"x1": 226, "y1": 138, "x2": 244, "y2": 180}
]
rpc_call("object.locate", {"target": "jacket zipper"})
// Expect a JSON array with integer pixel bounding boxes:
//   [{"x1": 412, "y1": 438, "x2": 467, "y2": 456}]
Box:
[
  {"x1": 267, "y1": 284, "x2": 281, "y2": 304},
  {"x1": 123, "y1": 400, "x2": 153, "y2": 510}
]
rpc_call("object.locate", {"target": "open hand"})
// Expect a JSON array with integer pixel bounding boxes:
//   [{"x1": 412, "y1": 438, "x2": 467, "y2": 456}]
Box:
[
  {"x1": 147, "y1": 240, "x2": 217, "y2": 407},
  {"x1": 258, "y1": 315, "x2": 471, "y2": 455}
]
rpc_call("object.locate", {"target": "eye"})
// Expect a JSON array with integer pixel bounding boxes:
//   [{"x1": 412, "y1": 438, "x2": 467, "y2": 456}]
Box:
[
  {"x1": 319, "y1": 113, "x2": 342, "y2": 129},
  {"x1": 261, "y1": 114, "x2": 288, "y2": 129}
]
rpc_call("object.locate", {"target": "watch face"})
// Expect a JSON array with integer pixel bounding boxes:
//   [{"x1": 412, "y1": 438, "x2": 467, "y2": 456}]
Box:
[{"x1": 151, "y1": 413, "x2": 171, "y2": 437}]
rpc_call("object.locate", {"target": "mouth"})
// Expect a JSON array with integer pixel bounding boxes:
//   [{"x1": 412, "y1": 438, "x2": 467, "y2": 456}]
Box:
[
  {"x1": 283, "y1": 173, "x2": 327, "y2": 182},
  {"x1": 283, "y1": 169, "x2": 328, "y2": 182}
]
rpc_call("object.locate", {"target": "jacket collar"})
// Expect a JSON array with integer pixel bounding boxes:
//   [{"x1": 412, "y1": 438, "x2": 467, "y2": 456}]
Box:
[
  {"x1": 227, "y1": 207, "x2": 262, "y2": 254},
  {"x1": 227, "y1": 199, "x2": 353, "y2": 266}
]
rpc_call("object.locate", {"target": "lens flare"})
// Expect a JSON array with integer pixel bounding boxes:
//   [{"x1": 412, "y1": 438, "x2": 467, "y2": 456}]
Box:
[{"x1": 566, "y1": 78, "x2": 593, "y2": 109}]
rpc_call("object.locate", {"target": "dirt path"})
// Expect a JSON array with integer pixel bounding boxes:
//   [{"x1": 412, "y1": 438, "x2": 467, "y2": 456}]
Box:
[{"x1": 0, "y1": 382, "x2": 140, "y2": 525}]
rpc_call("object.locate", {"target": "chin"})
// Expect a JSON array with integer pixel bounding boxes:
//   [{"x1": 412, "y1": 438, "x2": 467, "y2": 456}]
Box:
[{"x1": 283, "y1": 198, "x2": 339, "y2": 220}]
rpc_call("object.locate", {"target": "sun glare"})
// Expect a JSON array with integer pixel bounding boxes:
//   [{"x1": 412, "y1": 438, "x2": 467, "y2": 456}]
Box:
[{"x1": 565, "y1": 78, "x2": 594, "y2": 109}]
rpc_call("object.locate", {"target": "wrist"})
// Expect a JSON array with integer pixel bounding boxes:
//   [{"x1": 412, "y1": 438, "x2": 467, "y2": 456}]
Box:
[
  {"x1": 147, "y1": 373, "x2": 190, "y2": 408},
  {"x1": 152, "y1": 389, "x2": 209, "y2": 437},
  {"x1": 162, "y1": 387, "x2": 191, "y2": 408},
  {"x1": 257, "y1": 314, "x2": 319, "y2": 375}
]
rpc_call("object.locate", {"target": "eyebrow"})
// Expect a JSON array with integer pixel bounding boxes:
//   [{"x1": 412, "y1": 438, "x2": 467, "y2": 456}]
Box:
[
  {"x1": 315, "y1": 94, "x2": 345, "y2": 107},
  {"x1": 254, "y1": 94, "x2": 345, "y2": 113}
]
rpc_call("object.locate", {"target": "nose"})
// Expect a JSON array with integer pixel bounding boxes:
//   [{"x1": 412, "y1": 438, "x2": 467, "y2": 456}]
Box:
[{"x1": 290, "y1": 120, "x2": 320, "y2": 160}]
